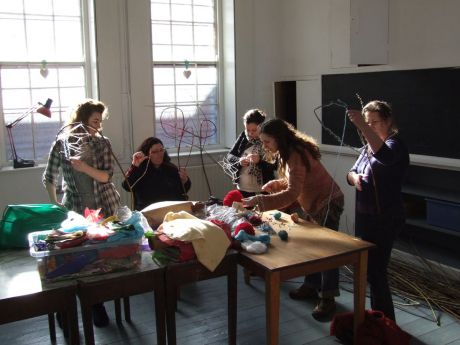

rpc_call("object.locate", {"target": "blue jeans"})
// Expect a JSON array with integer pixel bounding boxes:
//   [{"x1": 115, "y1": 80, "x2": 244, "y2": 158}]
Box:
[{"x1": 299, "y1": 198, "x2": 343, "y2": 298}]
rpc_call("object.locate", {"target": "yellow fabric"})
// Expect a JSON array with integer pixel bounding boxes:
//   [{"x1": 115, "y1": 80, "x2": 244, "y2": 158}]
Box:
[{"x1": 161, "y1": 211, "x2": 230, "y2": 271}]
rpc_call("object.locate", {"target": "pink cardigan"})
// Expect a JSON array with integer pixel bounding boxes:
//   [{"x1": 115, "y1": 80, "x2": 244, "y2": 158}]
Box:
[{"x1": 257, "y1": 150, "x2": 343, "y2": 221}]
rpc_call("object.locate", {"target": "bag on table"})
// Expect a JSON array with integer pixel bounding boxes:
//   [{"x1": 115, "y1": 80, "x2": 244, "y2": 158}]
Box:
[{"x1": 0, "y1": 204, "x2": 68, "y2": 248}]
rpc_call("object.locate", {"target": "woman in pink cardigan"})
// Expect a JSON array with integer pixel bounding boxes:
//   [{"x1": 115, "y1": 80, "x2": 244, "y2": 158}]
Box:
[{"x1": 243, "y1": 118, "x2": 344, "y2": 320}]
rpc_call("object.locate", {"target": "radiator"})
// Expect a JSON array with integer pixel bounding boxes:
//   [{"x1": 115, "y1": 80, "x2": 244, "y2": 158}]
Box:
[
  {"x1": 186, "y1": 164, "x2": 234, "y2": 201},
  {"x1": 113, "y1": 163, "x2": 234, "y2": 208}
]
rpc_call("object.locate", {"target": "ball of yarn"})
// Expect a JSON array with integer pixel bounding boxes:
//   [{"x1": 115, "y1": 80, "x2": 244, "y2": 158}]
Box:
[
  {"x1": 278, "y1": 230, "x2": 288, "y2": 241},
  {"x1": 234, "y1": 222, "x2": 255, "y2": 236},
  {"x1": 248, "y1": 215, "x2": 263, "y2": 226},
  {"x1": 223, "y1": 189, "x2": 244, "y2": 207},
  {"x1": 273, "y1": 211, "x2": 282, "y2": 220}
]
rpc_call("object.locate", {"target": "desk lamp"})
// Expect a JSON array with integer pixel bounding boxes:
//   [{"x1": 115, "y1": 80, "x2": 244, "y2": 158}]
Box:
[{"x1": 5, "y1": 98, "x2": 53, "y2": 168}]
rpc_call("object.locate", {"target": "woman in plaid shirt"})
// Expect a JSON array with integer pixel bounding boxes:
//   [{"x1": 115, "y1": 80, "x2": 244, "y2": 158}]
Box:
[
  {"x1": 43, "y1": 99, "x2": 121, "y2": 328},
  {"x1": 43, "y1": 99, "x2": 121, "y2": 217}
]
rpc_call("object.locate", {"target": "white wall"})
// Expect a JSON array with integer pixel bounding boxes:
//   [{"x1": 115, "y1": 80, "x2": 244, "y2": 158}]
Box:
[
  {"x1": 2, "y1": 0, "x2": 460, "y2": 229},
  {"x1": 237, "y1": 0, "x2": 460, "y2": 232}
]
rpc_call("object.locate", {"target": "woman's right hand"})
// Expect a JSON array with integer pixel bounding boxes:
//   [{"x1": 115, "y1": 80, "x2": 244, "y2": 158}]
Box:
[
  {"x1": 348, "y1": 172, "x2": 364, "y2": 191},
  {"x1": 261, "y1": 180, "x2": 280, "y2": 193},
  {"x1": 132, "y1": 151, "x2": 148, "y2": 167},
  {"x1": 239, "y1": 156, "x2": 249, "y2": 167}
]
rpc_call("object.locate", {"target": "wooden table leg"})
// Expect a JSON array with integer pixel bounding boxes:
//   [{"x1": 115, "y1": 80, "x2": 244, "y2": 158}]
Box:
[
  {"x1": 154, "y1": 285, "x2": 167, "y2": 345},
  {"x1": 67, "y1": 294, "x2": 80, "y2": 345},
  {"x1": 353, "y1": 250, "x2": 368, "y2": 345},
  {"x1": 81, "y1": 301, "x2": 95, "y2": 345},
  {"x1": 166, "y1": 276, "x2": 178, "y2": 345},
  {"x1": 227, "y1": 263, "x2": 237, "y2": 345},
  {"x1": 265, "y1": 271, "x2": 281, "y2": 345}
]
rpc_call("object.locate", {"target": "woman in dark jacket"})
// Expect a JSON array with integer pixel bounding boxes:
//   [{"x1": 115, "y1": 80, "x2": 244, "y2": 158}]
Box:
[
  {"x1": 122, "y1": 137, "x2": 191, "y2": 211},
  {"x1": 226, "y1": 109, "x2": 277, "y2": 198}
]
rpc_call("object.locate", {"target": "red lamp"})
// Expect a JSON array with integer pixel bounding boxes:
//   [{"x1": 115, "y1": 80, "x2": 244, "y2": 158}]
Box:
[{"x1": 5, "y1": 98, "x2": 52, "y2": 168}]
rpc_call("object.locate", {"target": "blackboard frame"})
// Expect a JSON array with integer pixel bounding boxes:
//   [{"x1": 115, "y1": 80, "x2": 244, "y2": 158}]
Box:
[{"x1": 321, "y1": 67, "x2": 460, "y2": 160}]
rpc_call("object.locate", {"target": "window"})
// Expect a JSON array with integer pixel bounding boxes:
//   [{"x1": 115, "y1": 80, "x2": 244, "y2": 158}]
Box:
[
  {"x1": 0, "y1": 0, "x2": 93, "y2": 167},
  {"x1": 151, "y1": 0, "x2": 219, "y2": 149}
]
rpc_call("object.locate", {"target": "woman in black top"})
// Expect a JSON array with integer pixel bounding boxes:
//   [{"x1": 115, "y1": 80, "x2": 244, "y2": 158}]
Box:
[
  {"x1": 226, "y1": 109, "x2": 277, "y2": 198},
  {"x1": 122, "y1": 137, "x2": 191, "y2": 210}
]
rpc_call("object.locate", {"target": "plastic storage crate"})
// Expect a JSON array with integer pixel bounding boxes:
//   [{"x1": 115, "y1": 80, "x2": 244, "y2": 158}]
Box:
[
  {"x1": 29, "y1": 230, "x2": 142, "y2": 282},
  {"x1": 426, "y1": 198, "x2": 460, "y2": 232}
]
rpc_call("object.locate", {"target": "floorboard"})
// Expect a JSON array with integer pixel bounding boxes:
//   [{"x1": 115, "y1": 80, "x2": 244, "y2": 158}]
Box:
[{"x1": 1, "y1": 266, "x2": 459, "y2": 344}]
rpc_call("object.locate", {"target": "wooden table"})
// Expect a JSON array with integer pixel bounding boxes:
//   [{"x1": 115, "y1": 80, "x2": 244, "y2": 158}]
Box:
[
  {"x1": 165, "y1": 250, "x2": 238, "y2": 345},
  {"x1": 77, "y1": 250, "x2": 166, "y2": 345},
  {"x1": 0, "y1": 249, "x2": 79, "y2": 345},
  {"x1": 238, "y1": 212, "x2": 374, "y2": 345}
]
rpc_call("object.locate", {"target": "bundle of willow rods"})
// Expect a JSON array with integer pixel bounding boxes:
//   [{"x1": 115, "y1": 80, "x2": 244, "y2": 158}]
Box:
[{"x1": 341, "y1": 249, "x2": 460, "y2": 325}]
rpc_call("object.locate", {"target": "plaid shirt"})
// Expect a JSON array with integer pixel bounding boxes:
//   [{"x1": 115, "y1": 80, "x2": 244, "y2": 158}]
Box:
[{"x1": 43, "y1": 134, "x2": 121, "y2": 217}]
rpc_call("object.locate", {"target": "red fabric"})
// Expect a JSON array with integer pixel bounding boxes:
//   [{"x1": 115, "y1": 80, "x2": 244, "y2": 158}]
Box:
[
  {"x1": 234, "y1": 222, "x2": 255, "y2": 236},
  {"x1": 330, "y1": 310, "x2": 411, "y2": 345},
  {"x1": 157, "y1": 233, "x2": 196, "y2": 262},
  {"x1": 223, "y1": 190, "x2": 243, "y2": 207},
  {"x1": 208, "y1": 219, "x2": 232, "y2": 242}
]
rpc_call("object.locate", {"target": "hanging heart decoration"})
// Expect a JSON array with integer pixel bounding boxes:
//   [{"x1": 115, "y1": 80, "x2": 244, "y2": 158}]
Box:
[{"x1": 40, "y1": 60, "x2": 49, "y2": 78}]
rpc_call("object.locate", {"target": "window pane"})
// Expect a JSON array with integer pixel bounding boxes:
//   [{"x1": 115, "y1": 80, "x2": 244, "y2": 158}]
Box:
[
  {"x1": 194, "y1": 5, "x2": 214, "y2": 23},
  {"x1": 154, "y1": 66, "x2": 175, "y2": 85},
  {"x1": 198, "y1": 85, "x2": 216, "y2": 103},
  {"x1": 58, "y1": 68, "x2": 85, "y2": 87},
  {"x1": 0, "y1": 17, "x2": 27, "y2": 60},
  {"x1": 152, "y1": 45, "x2": 172, "y2": 61},
  {"x1": 154, "y1": 85, "x2": 176, "y2": 103},
  {"x1": 194, "y1": 24, "x2": 215, "y2": 46},
  {"x1": 171, "y1": 23, "x2": 192, "y2": 45},
  {"x1": 24, "y1": 0, "x2": 53, "y2": 15},
  {"x1": 176, "y1": 85, "x2": 195, "y2": 103},
  {"x1": 172, "y1": 45, "x2": 194, "y2": 61},
  {"x1": 171, "y1": 4, "x2": 192, "y2": 22},
  {"x1": 31, "y1": 68, "x2": 58, "y2": 88},
  {"x1": 55, "y1": 19, "x2": 83, "y2": 60},
  {"x1": 26, "y1": 19, "x2": 55, "y2": 61},
  {"x1": 54, "y1": 0, "x2": 80, "y2": 16},
  {"x1": 195, "y1": 46, "x2": 215, "y2": 61},
  {"x1": 0, "y1": 0, "x2": 23, "y2": 13},
  {"x1": 196, "y1": 66, "x2": 216, "y2": 84},
  {"x1": 152, "y1": 23, "x2": 171, "y2": 44},
  {"x1": 151, "y1": 3, "x2": 170, "y2": 21},
  {"x1": 175, "y1": 66, "x2": 196, "y2": 84}
]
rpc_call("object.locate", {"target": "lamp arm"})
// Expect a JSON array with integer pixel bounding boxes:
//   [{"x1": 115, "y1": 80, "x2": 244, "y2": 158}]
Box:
[
  {"x1": 6, "y1": 126, "x2": 18, "y2": 161},
  {"x1": 5, "y1": 105, "x2": 39, "y2": 128}
]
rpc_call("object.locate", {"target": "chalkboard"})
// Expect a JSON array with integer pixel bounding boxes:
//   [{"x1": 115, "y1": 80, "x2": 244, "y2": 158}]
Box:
[{"x1": 321, "y1": 67, "x2": 460, "y2": 159}]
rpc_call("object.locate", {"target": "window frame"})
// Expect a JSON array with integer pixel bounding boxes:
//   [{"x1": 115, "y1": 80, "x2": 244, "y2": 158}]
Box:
[{"x1": 0, "y1": 0, "x2": 97, "y2": 168}]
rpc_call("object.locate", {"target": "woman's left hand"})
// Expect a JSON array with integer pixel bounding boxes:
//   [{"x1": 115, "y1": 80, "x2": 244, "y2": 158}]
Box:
[
  {"x1": 178, "y1": 167, "x2": 189, "y2": 184},
  {"x1": 347, "y1": 109, "x2": 367, "y2": 129},
  {"x1": 70, "y1": 157, "x2": 88, "y2": 173}
]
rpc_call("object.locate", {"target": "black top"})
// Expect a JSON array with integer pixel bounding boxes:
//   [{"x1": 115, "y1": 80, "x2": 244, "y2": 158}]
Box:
[
  {"x1": 122, "y1": 161, "x2": 191, "y2": 211},
  {"x1": 226, "y1": 131, "x2": 277, "y2": 185}
]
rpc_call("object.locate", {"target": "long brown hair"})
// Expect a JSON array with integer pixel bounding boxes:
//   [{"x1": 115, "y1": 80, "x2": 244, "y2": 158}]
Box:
[{"x1": 259, "y1": 118, "x2": 321, "y2": 175}]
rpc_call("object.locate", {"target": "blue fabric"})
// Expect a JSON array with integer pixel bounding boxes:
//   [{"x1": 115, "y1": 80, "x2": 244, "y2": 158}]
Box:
[{"x1": 106, "y1": 211, "x2": 144, "y2": 242}]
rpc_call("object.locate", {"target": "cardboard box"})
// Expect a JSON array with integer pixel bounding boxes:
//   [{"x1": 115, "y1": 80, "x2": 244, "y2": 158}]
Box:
[
  {"x1": 141, "y1": 201, "x2": 193, "y2": 228},
  {"x1": 29, "y1": 230, "x2": 141, "y2": 282}
]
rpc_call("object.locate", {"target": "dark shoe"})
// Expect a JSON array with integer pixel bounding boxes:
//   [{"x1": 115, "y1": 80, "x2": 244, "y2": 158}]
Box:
[
  {"x1": 92, "y1": 304, "x2": 109, "y2": 327},
  {"x1": 312, "y1": 298, "x2": 336, "y2": 320},
  {"x1": 289, "y1": 284, "x2": 319, "y2": 300}
]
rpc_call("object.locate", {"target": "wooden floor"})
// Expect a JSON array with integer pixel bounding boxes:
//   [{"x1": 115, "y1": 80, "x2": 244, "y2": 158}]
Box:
[{"x1": 1, "y1": 265, "x2": 459, "y2": 345}]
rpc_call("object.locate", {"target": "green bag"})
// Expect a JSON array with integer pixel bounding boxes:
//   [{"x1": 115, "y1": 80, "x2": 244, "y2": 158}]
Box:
[{"x1": 0, "y1": 204, "x2": 68, "y2": 248}]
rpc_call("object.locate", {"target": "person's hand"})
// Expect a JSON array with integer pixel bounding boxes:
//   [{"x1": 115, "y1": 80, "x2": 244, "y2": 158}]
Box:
[
  {"x1": 70, "y1": 157, "x2": 88, "y2": 173},
  {"x1": 246, "y1": 153, "x2": 260, "y2": 164},
  {"x1": 348, "y1": 172, "x2": 365, "y2": 191},
  {"x1": 242, "y1": 196, "x2": 258, "y2": 208},
  {"x1": 239, "y1": 156, "x2": 249, "y2": 167},
  {"x1": 178, "y1": 167, "x2": 189, "y2": 184},
  {"x1": 347, "y1": 109, "x2": 367, "y2": 129},
  {"x1": 132, "y1": 151, "x2": 148, "y2": 167},
  {"x1": 261, "y1": 180, "x2": 280, "y2": 193}
]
